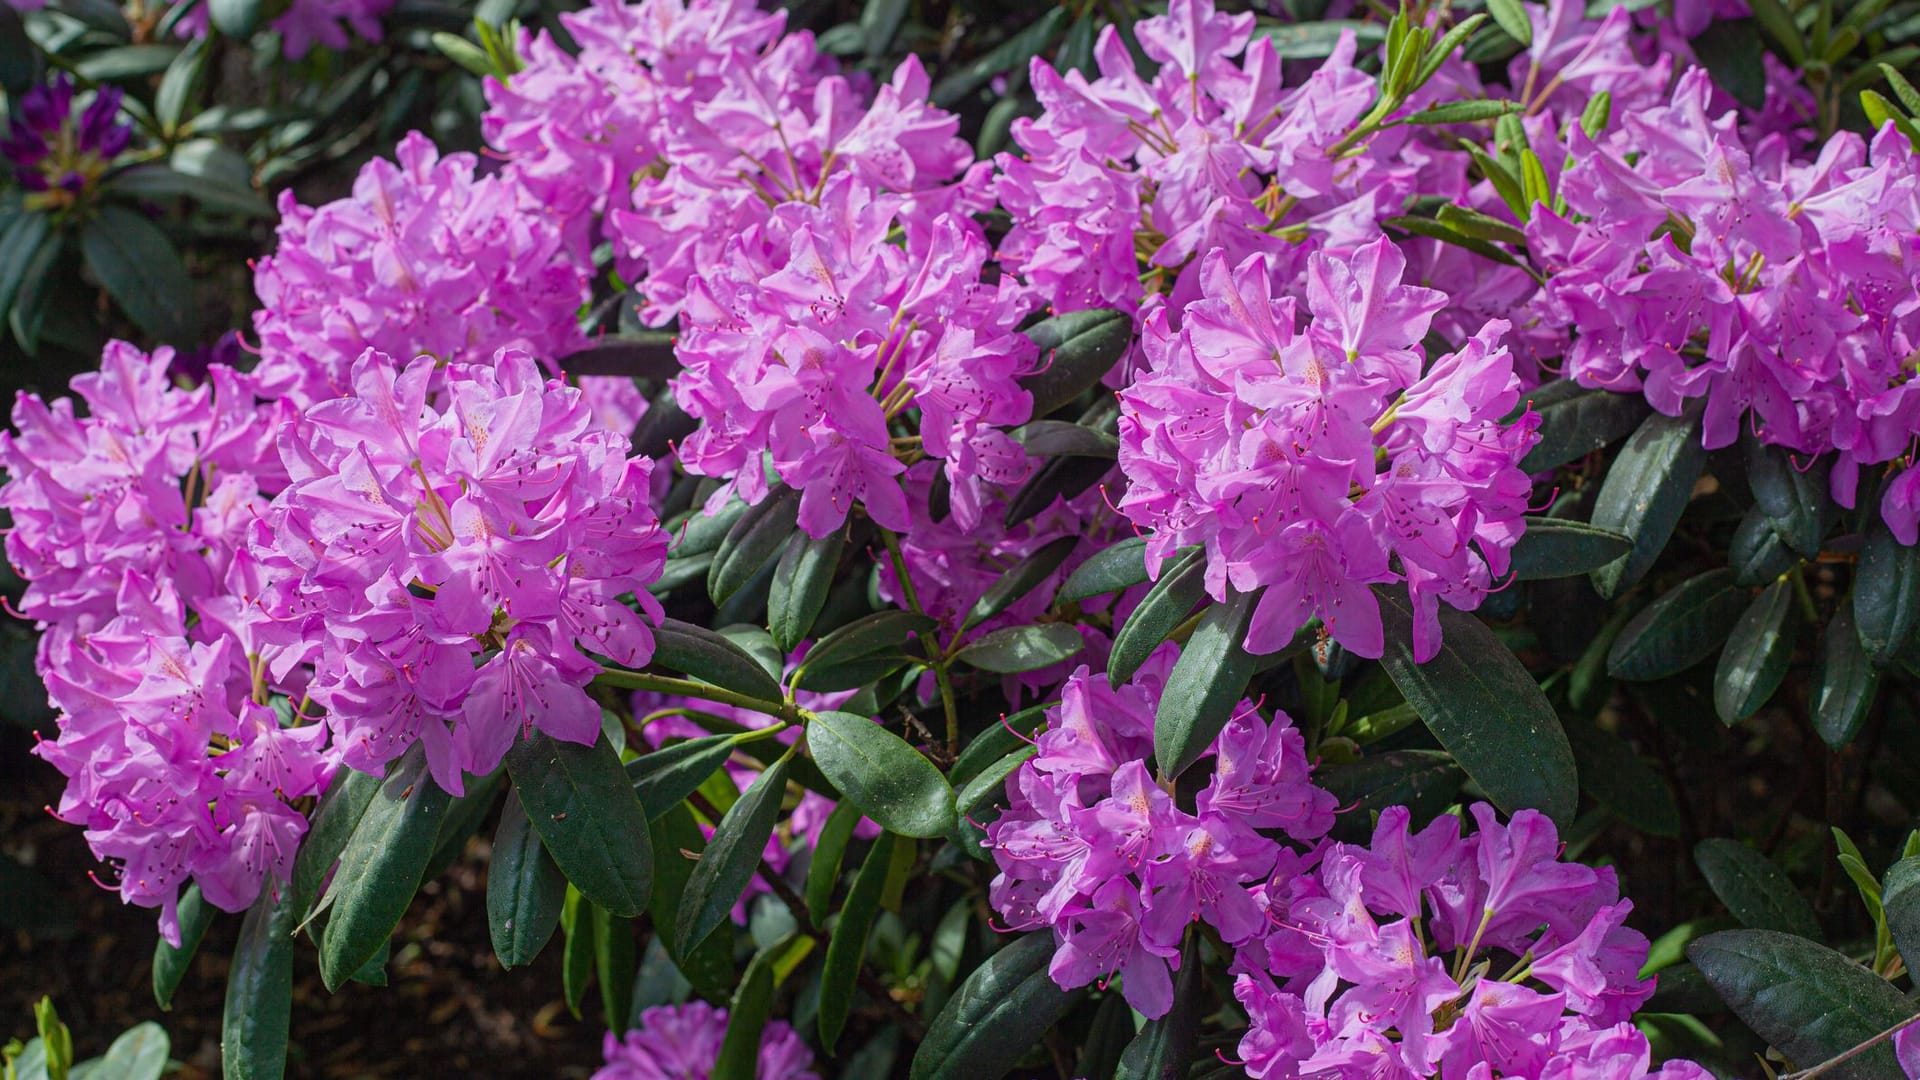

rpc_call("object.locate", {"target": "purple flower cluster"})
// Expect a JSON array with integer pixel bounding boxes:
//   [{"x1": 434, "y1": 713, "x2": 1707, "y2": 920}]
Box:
[
  {"x1": 1232, "y1": 805, "x2": 1700, "y2": 1080},
  {"x1": 1116, "y1": 241, "x2": 1539, "y2": 662},
  {"x1": 0, "y1": 75, "x2": 131, "y2": 208},
  {"x1": 250, "y1": 133, "x2": 592, "y2": 409},
  {"x1": 0, "y1": 344, "x2": 318, "y2": 943},
  {"x1": 595, "y1": 1001, "x2": 818, "y2": 1080},
  {"x1": 257, "y1": 350, "x2": 668, "y2": 795},
  {"x1": 986, "y1": 649, "x2": 1335, "y2": 1017},
  {"x1": 1533, "y1": 68, "x2": 1920, "y2": 541}
]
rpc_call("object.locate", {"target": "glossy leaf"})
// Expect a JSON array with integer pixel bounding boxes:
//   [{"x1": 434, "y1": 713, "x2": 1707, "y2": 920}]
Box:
[
  {"x1": 1316, "y1": 751, "x2": 1466, "y2": 842},
  {"x1": 153, "y1": 883, "x2": 213, "y2": 1010},
  {"x1": 769, "y1": 525, "x2": 846, "y2": 651},
  {"x1": 649, "y1": 803, "x2": 735, "y2": 998},
  {"x1": 1004, "y1": 452, "x2": 1112, "y2": 528},
  {"x1": 207, "y1": 0, "x2": 262, "y2": 36},
  {"x1": 221, "y1": 885, "x2": 296, "y2": 1080},
  {"x1": 1059, "y1": 536, "x2": 1152, "y2": 603},
  {"x1": 677, "y1": 752, "x2": 793, "y2": 954},
  {"x1": 1607, "y1": 569, "x2": 1747, "y2": 682},
  {"x1": 1589, "y1": 406, "x2": 1708, "y2": 598},
  {"x1": 1508, "y1": 518, "x2": 1634, "y2": 580},
  {"x1": 486, "y1": 789, "x2": 568, "y2": 969},
  {"x1": 0, "y1": 212, "x2": 52, "y2": 321},
  {"x1": 713, "y1": 943, "x2": 779, "y2": 1080},
  {"x1": 628, "y1": 734, "x2": 738, "y2": 820},
  {"x1": 954, "y1": 622, "x2": 1083, "y2": 673},
  {"x1": 1694, "y1": 839, "x2": 1820, "y2": 939},
  {"x1": 98, "y1": 1022, "x2": 168, "y2": 1080},
  {"x1": 1730, "y1": 504, "x2": 1799, "y2": 588},
  {"x1": 1713, "y1": 579, "x2": 1797, "y2": 724},
  {"x1": 1813, "y1": 605, "x2": 1879, "y2": 750},
  {"x1": 1116, "y1": 936, "x2": 1201, "y2": 1080},
  {"x1": 964, "y1": 535, "x2": 1077, "y2": 629},
  {"x1": 593, "y1": 904, "x2": 636, "y2": 1033},
  {"x1": 316, "y1": 746, "x2": 450, "y2": 990},
  {"x1": 1746, "y1": 437, "x2": 1833, "y2": 556},
  {"x1": 948, "y1": 703, "x2": 1051, "y2": 788},
  {"x1": 805, "y1": 800, "x2": 865, "y2": 926},
  {"x1": 808, "y1": 710, "x2": 954, "y2": 838},
  {"x1": 1882, "y1": 857, "x2": 1920, "y2": 975},
  {"x1": 911, "y1": 933, "x2": 1087, "y2": 1080},
  {"x1": 650, "y1": 618, "x2": 786, "y2": 703},
  {"x1": 154, "y1": 36, "x2": 207, "y2": 131},
  {"x1": 1017, "y1": 307, "x2": 1130, "y2": 416},
  {"x1": 1516, "y1": 382, "x2": 1652, "y2": 473},
  {"x1": 555, "y1": 333, "x2": 678, "y2": 379},
  {"x1": 794, "y1": 610, "x2": 937, "y2": 692},
  {"x1": 821, "y1": 832, "x2": 900, "y2": 1051},
  {"x1": 560, "y1": 886, "x2": 594, "y2": 1018},
  {"x1": 709, "y1": 487, "x2": 801, "y2": 606},
  {"x1": 504, "y1": 730, "x2": 654, "y2": 919},
  {"x1": 1109, "y1": 546, "x2": 1208, "y2": 684},
  {"x1": 1378, "y1": 587, "x2": 1577, "y2": 823},
  {"x1": 290, "y1": 767, "x2": 381, "y2": 914},
  {"x1": 1689, "y1": 929, "x2": 1916, "y2": 1080},
  {"x1": 1855, "y1": 518, "x2": 1919, "y2": 666},
  {"x1": 81, "y1": 205, "x2": 192, "y2": 343},
  {"x1": 1154, "y1": 588, "x2": 1261, "y2": 780},
  {"x1": 1011, "y1": 419, "x2": 1120, "y2": 459}
]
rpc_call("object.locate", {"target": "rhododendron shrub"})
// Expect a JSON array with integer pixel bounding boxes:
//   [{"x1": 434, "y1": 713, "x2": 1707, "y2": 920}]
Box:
[{"x1": 6, "y1": 0, "x2": 1920, "y2": 1076}]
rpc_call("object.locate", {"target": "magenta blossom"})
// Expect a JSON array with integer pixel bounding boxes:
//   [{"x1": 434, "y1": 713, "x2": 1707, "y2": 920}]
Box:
[{"x1": 595, "y1": 1001, "x2": 818, "y2": 1080}]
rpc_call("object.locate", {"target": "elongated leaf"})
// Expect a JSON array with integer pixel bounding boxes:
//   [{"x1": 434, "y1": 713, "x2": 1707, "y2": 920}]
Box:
[
  {"x1": 1377, "y1": 587, "x2": 1576, "y2": 823},
  {"x1": 154, "y1": 883, "x2": 213, "y2": 1009},
  {"x1": 650, "y1": 618, "x2": 786, "y2": 703},
  {"x1": 913, "y1": 933, "x2": 1087, "y2": 1080},
  {"x1": 1077, "y1": 995, "x2": 1137, "y2": 1080},
  {"x1": 291, "y1": 767, "x2": 381, "y2": 914},
  {"x1": 1317, "y1": 750, "x2": 1465, "y2": 842},
  {"x1": 1011, "y1": 419, "x2": 1120, "y2": 459},
  {"x1": 1517, "y1": 382, "x2": 1653, "y2": 473},
  {"x1": 99, "y1": 1022, "x2": 168, "y2": 1080},
  {"x1": 808, "y1": 711, "x2": 954, "y2": 838},
  {"x1": 207, "y1": 0, "x2": 262, "y2": 36},
  {"x1": 709, "y1": 487, "x2": 801, "y2": 606},
  {"x1": 1110, "y1": 546, "x2": 1208, "y2": 684},
  {"x1": 628, "y1": 735, "x2": 738, "y2": 819},
  {"x1": 317, "y1": 746, "x2": 450, "y2": 990},
  {"x1": 1018, "y1": 308, "x2": 1131, "y2": 416},
  {"x1": 487, "y1": 789, "x2": 568, "y2": 969},
  {"x1": 1394, "y1": 98, "x2": 1520, "y2": 125},
  {"x1": 713, "y1": 943, "x2": 779, "y2": 1080},
  {"x1": 560, "y1": 886, "x2": 594, "y2": 1018},
  {"x1": 806, "y1": 800, "x2": 864, "y2": 926},
  {"x1": 1253, "y1": 19, "x2": 1388, "y2": 57},
  {"x1": 74, "y1": 44, "x2": 179, "y2": 81},
  {"x1": 1589, "y1": 407, "x2": 1708, "y2": 598},
  {"x1": 954, "y1": 622, "x2": 1083, "y2": 673},
  {"x1": 1813, "y1": 605, "x2": 1879, "y2": 749},
  {"x1": 794, "y1": 610, "x2": 936, "y2": 692},
  {"x1": 1746, "y1": 438, "x2": 1833, "y2": 556},
  {"x1": 1154, "y1": 588, "x2": 1261, "y2": 779},
  {"x1": 649, "y1": 803, "x2": 734, "y2": 997},
  {"x1": 221, "y1": 885, "x2": 296, "y2": 1080},
  {"x1": 1117, "y1": 937, "x2": 1201, "y2": 1080},
  {"x1": 821, "y1": 832, "x2": 900, "y2": 1050},
  {"x1": 1694, "y1": 839, "x2": 1821, "y2": 939},
  {"x1": 769, "y1": 525, "x2": 845, "y2": 651},
  {"x1": 1607, "y1": 569, "x2": 1748, "y2": 682},
  {"x1": 1060, "y1": 537, "x2": 1152, "y2": 603},
  {"x1": 1731, "y1": 503, "x2": 1799, "y2": 587},
  {"x1": 505, "y1": 730, "x2": 653, "y2": 919},
  {"x1": 155, "y1": 36, "x2": 206, "y2": 131},
  {"x1": 930, "y1": 6, "x2": 1071, "y2": 105},
  {"x1": 669, "y1": 496, "x2": 750, "y2": 559},
  {"x1": 965, "y1": 535, "x2": 1078, "y2": 629},
  {"x1": 1486, "y1": 0, "x2": 1533, "y2": 45},
  {"x1": 81, "y1": 205, "x2": 191, "y2": 342},
  {"x1": 1562, "y1": 717, "x2": 1680, "y2": 838},
  {"x1": 1005, "y1": 451, "x2": 1113, "y2": 528},
  {"x1": 949, "y1": 703, "x2": 1051, "y2": 788},
  {"x1": 1882, "y1": 857, "x2": 1920, "y2": 975},
  {"x1": 0, "y1": 212, "x2": 51, "y2": 320},
  {"x1": 1855, "y1": 518, "x2": 1919, "y2": 666},
  {"x1": 1714, "y1": 579, "x2": 1797, "y2": 724},
  {"x1": 677, "y1": 753, "x2": 793, "y2": 954},
  {"x1": 556, "y1": 333, "x2": 678, "y2": 379},
  {"x1": 1509, "y1": 518, "x2": 1634, "y2": 580},
  {"x1": 593, "y1": 904, "x2": 636, "y2": 1032},
  {"x1": 424, "y1": 768, "x2": 503, "y2": 884},
  {"x1": 1689, "y1": 929, "x2": 1916, "y2": 1080}
]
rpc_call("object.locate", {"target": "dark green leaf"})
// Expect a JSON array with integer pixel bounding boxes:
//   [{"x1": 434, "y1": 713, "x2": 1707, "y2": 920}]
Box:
[
  {"x1": 1018, "y1": 308, "x2": 1131, "y2": 417},
  {"x1": 794, "y1": 610, "x2": 936, "y2": 692},
  {"x1": 317, "y1": 745, "x2": 450, "y2": 990},
  {"x1": 81, "y1": 205, "x2": 191, "y2": 342},
  {"x1": 911, "y1": 933, "x2": 1087, "y2": 1080},
  {"x1": 1382, "y1": 213, "x2": 1528, "y2": 269},
  {"x1": 208, "y1": 0, "x2": 262, "y2": 36},
  {"x1": 677, "y1": 753, "x2": 792, "y2": 954},
  {"x1": 154, "y1": 37, "x2": 207, "y2": 132},
  {"x1": 669, "y1": 496, "x2": 750, "y2": 559},
  {"x1": 560, "y1": 886, "x2": 594, "y2": 1018},
  {"x1": 1562, "y1": 717, "x2": 1680, "y2": 838},
  {"x1": 1378, "y1": 587, "x2": 1577, "y2": 823},
  {"x1": 0, "y1": 6, "x2": 31, "y2": 96},
  {"x1": 1011, "y1": 419, "x2": 1120, "y2": 459},
  {"x1": 930, "y1": 7, "x2": 1072, "y2": 106},
  {"x1": 628, "y1": 734, "x2": 738, "y2": 820},
  {"x1": 965, "y1": 535, "x2": 1078, "y2": 629},
  {"x1": 74, "y1": 44, "x2": 180, "y2": 81},
  {"x1": 1109, "y1": 546, "x2": 1208, "y2": 684},
  {"x1": 1060, "y1": 537, "x2": 1154, "y2": 603},
  {"x1": 821, "y1": 832, "x2": 900, "y2": 1050},
  {"x1": 106, "y1": 162, "x2": 272, "y2": 217},
  {"x1": 859, "y1": 0, "x2": 908, "y2": 56},
  {"x1": 153, "y1": 883, "x2": 213, "y2": 1009},
  {"x1": 221, "y1": 885, "x2": 296, "y2": 1080},
  {"x1": 1116, "y1": 936, "x2": 1201, "y2": 1080},
  {"x1": 1714, "y1": 579, "x2": 1797, "y2": 724},
  {"x1": 953, "y1": 622, "x2": 1084, "y2": 673},
  {"x1": 1730, "y1": 503, "x2": 1800, "y2": 587},
  {"x1": 713, "y1": 943, "x2": 779, "y2": 1080},
  {"x1": 1253, "y1": 19, "x2": 1388, "y2": 57},
  {"x1": 709, "y1": 487, "x2": 801, "y2": 606},
  {"x1": 486, "y1": 789, "x2": 568, "y2": 969},
  {"x1": 1854, "y1": 517, "x2": 1919, "y2": 666},
  {"x1": 1393, "y1": 99, "x2": 1521, "y2": 125},
  {"x1": 1814, "y1": 605, "x2": 1879, "y2": 749},
  {"x1": 1746, "y1": 438, "x2": 1833, "y2": 556},
  {"x1": 1882, "y1": 857, "x2": 1920, "y2": 976},
  {"x1": 593, "y1": 904, "x2": 636, "y2": 1033},
  {"x1": 1004, "y1": 448, "x2": 1112, "y2": 528},
  {"x1": 1689, "y1": 929, "x2": 1915, "y2": 1079},
  {"x1": 952, "y1": 746, "x2": 1036, "y2": 859},
  {"x1": 1694, "y1": 839, "x2": 1821, "y2": 939},
  {"x1": 6, "y1": 228, "x2": 59, "y2": 353},
  {"x1": 504, "y1": 730, "x2": 653, "y2": 919},
  {"x1": 769, "y1": 525, "x2": 846, "y2": 652},
  {"x1": 808, "y1": 710, "x2": 954, "y2": 838},
  {"x1": 650, "y1": 618, "x2": 786, "y2": 703},
  {"x1": 1607, "y1": 569, "x2": 1748, "y2": 682},
  {"x1": 1509, "y1": 518, "x2": 1634, "y2": 580},
  {"x1": 1516, "y1": 383, "x2": 1653, "y2": 474},
  {"x1": 1743, "y1": 0, "x2": 1806, "y2": 61},
  {"x1": 1316, "y1": 751, "x2": 1466, "y2": 841},
  {"x1": 1589, "y1": 406, "x2": 1708, "y2": 598},
  {"x1": 290, "y1": 767, "x2": 381, "y2": 914},
  {"x1": 557, "y1": 333, "x2": 678, "y2": 379},
  {"x1": 649, "y1": 803, "x2": 734, "y2": 998},
  {"x1": 805, "y1": 800, "x2": 864, "y2": 926},
  {"x1": 1154, "y1": 588, "x2": 1262, "y2": 779},
  {"x1": 424, "y1": 768, "x2": 503, "y2": 883},
  {"x1": 0, "y1": 212, "x2": 51, "y2": 321}
]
